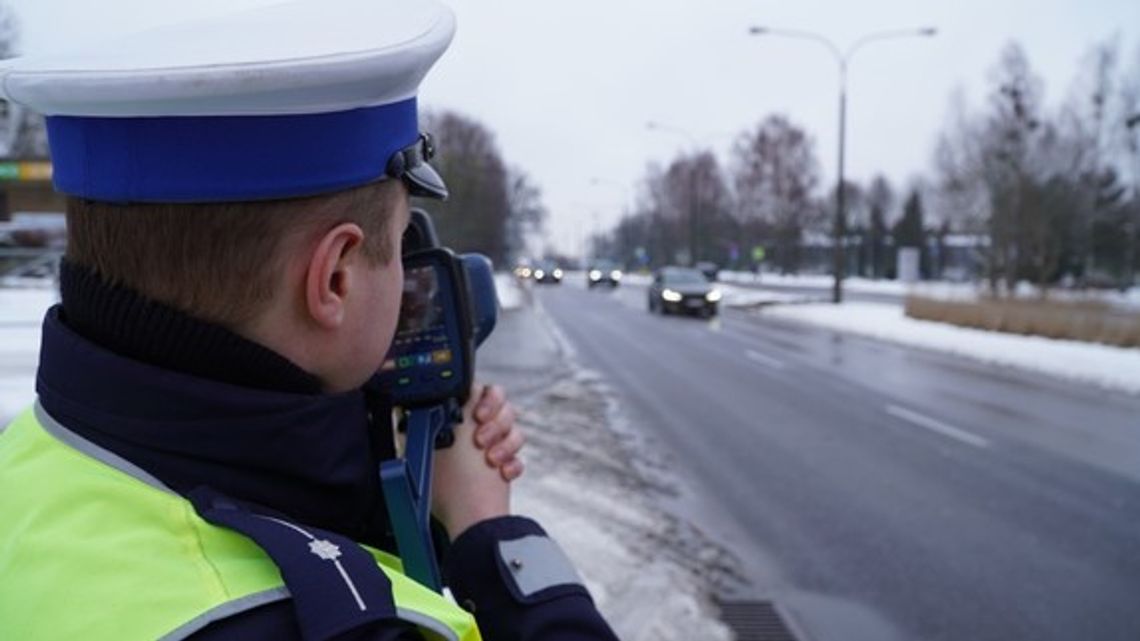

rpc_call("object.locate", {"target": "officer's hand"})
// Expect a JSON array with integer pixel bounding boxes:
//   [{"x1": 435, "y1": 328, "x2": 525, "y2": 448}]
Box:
[
  {"x1": 433, "y1": 389, "x2": 511, "y2": 540},
  {"x1": 472, "y1": 384, "x2": 525, "y2": 482}
]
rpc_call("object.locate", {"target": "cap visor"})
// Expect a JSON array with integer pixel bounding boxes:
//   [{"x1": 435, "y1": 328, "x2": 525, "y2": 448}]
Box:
[{"x1": 404, "y1": 162, "x2": 448, "y2": 200}]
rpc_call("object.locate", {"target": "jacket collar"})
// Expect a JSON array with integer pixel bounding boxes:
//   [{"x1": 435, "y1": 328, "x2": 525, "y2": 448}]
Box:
[{"x1": 36, "y1": 306, "x2": 396, "y2": 548}]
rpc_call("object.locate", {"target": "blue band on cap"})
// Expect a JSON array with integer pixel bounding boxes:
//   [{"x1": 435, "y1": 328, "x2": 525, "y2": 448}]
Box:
[{"x1": 46, "y1": 99, "x2": 418, "y2": 202}]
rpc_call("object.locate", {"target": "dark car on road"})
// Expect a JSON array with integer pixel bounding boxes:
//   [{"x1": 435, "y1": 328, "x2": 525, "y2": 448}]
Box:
[
  {"x1": 533, "y1": 260, "x2": 563, "y2": 284},
  {"x1": 648, "y1": 266, "x2": 721, "y2": 317},
  {"x1": 587, "y1": 260, "x2": 623, "y2": 288}
]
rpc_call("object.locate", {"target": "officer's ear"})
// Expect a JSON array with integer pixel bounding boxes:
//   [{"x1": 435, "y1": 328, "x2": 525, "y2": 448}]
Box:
[{"x1": 304, "y1": 222, "x2": 366, "y2": 329}]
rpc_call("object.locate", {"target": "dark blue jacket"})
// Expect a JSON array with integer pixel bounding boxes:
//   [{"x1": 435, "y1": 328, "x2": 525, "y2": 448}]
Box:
[{"x1": 35, "y1": 262, "x2": 618, "y2": 641}]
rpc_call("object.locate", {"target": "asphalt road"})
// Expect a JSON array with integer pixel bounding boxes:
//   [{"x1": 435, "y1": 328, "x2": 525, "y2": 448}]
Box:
[{"x1": 527, "y1": 278, "x2": 1140, "y2": 641}]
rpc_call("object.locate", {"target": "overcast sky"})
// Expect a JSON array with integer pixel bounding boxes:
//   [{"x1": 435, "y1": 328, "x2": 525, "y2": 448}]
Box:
[{"x1": 8, "y1": 0, "x2": 1140, "y2": 256}]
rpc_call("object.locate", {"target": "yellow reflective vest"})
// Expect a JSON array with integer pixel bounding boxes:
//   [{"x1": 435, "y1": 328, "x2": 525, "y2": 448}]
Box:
[{"x1": 0, "y1": 404, "x2": 481, "y2": 641}]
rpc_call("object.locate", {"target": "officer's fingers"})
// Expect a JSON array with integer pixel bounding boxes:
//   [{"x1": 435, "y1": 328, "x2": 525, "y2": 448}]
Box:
[
  {"x1": 474, "y1": 403, "x2": 516, "y2": 449},
  {"x1": 474, "y1": 384, "x2": 505, "y2": 423},
  {"x1": 500, "y1": 458, "x2": 525, "y2": 482},
  {"x1": 487, "y1": 425, "x2": 525, "y2": 467}
]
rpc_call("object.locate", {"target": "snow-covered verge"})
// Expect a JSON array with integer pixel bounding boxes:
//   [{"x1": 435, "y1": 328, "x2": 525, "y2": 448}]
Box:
[
  {"x1": 761, "y1": 301, "x2": 1140, "y2": 395},
  {"x1": 621, "y1": 272, "x2": 652, "y2": 287},
  {"x1": 721, "y1": 270, "x2": 912, "y2": 296},
  {"x1": 512, "y1": 368, "x2": 734, "y2": 641},
  {"x1": 493, "y1": 272, "x2": 524, "y2": 311},
  {"x1": 721, "y1": 270, "x2": 1140, "y2": 310},
  {"x1": 0, "y1": 288, "x2": 55, "y2": 423},
  {"x1": 718, "y1": 284, "x2": 813, "y2": 308}
]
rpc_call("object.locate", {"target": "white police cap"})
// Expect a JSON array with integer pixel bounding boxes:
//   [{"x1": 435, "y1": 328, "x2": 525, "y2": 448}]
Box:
[{"x1": 0, "y1": 0, "x2": 455, "y2": 202}]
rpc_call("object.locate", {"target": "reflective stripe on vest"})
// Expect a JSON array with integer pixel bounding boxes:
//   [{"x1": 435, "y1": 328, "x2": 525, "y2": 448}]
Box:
[{"x1": 0, "y1": 403, "x2": 481, "y2": 641}]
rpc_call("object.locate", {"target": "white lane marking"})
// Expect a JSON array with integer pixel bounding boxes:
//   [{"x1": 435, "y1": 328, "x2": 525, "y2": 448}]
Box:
[
  {"x1": 745, "y1": 349, "x2": 786, "y2": 370},
  {"x1": 885, "y1": 405, "x2": 990, "y2": 449}
]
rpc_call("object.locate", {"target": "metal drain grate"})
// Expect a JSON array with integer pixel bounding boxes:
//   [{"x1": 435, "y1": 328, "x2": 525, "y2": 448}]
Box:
[{"x1": 718, "y1": 600, "x2": 800, "y2": 641}]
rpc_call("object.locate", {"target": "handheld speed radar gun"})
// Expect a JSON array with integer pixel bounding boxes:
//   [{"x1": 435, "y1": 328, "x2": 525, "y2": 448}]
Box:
[{"x1": 371, "y1": 209, "x2": 499, "y2": 591}]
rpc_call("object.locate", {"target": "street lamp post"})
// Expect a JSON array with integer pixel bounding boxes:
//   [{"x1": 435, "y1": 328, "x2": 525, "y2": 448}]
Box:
[
  {"x1": 646, "y1": 121, "x2": 702, "y2": 266},
  {"x1": 748, "y1": 26, "x2": 936, "y2": 303}
]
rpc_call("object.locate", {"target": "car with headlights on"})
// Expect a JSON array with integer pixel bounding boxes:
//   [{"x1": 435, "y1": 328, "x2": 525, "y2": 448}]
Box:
[
  {"x1": 587, "y1": 260, "x2": 623, "y2": 288},
  {"x1": 533, "y1": 261, "x2": 563, "y2": 284},
  {"x1": 647, "y1": 266, "x2": 721, "y2": 317}
]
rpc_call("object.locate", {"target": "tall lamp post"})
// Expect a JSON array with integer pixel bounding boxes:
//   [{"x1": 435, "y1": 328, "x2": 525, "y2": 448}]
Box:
[
  {"x1": 748, "y1": 26, "x2": 936, "y2": 303},
  {"x1": 646, "y1": 121, "x2": 702, "y2": 266}
]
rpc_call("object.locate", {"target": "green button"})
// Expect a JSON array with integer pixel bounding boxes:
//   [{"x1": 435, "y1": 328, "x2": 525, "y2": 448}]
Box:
[
  {"x1": 397, "y1": 376, "x2": 412, "y2": 386},
  {"x1": 440, "y1": 370, "x2": 453, "y2": 379}
]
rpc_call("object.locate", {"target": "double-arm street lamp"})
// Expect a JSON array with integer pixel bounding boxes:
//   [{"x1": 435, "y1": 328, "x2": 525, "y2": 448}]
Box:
[{"x1": 748, "y1": 26, "x2": 936, "y2": 303}]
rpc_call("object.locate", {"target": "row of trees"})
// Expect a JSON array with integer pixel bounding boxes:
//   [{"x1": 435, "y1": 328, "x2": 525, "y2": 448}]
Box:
[
  {"x1": 936, "y1": 41, "x2": 1140, "y2": 291},
  {"x1": 595, "y1": 39, "x2": 1140, "y2": 291},
  {"x1": 594, "y1": 114, "x2": 936, "y2": 279}
]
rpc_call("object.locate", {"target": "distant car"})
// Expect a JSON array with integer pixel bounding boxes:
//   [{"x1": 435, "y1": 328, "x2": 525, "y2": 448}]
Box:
[
  {"x1": 587, "y1": 260, "x2": 623, "y2": 288},
  {"x1": 648, "y1": 266, "x2": 721, "y2": 317},
  {"x1": 695, "y1": 261, "x2": 719, "y2": 282},
  {"x1": 533, "y1": 261, "x2": 563, "y2": 284}
]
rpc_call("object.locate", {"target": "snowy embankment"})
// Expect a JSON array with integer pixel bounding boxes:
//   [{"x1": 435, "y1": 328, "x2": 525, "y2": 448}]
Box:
[
  {"x1": 721, "y1": 270, "x2": 1140, "y2": 310},
  {"x1": 493, "y1": 272, "x2": 524, "y2": 311},
  {"x1": 0, "y1": 287, "x2": 54, "y2": 422},
  {"x1": 721, "y1": 270, "x2": 910, "y2": 296},
  {"x1": 761, "y1": 301, "x2": 1140, "y2": 395},
  {"x1": 718, "y1": 284, "x2": 811, "y2": 307}
]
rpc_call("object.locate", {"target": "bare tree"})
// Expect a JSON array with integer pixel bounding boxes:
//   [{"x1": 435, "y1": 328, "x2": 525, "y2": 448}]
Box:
[
  {"x1": 503, "y1": 167, "x2": 547, "y2": 264},
  {"x1": 731, "y1": 115, "x2": 821, "y2": 274},
  {"x1": 418, "y1": 110, "x2": 516, "y2": 266},
  {"x1": 1056, "y1": 39, "x2": 1122, "y2": 283},
  {"x1": 0, "y1": 4, "x2": 48, "y2": 158},
  {"x1": 1118, "y1": 45, "x2": 1140, "y2": 288}
]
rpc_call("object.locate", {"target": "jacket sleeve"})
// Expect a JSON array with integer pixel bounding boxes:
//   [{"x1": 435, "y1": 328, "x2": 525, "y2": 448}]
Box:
[{"x1": 443, "y1": 516, "x2": 620, "y2": 641}]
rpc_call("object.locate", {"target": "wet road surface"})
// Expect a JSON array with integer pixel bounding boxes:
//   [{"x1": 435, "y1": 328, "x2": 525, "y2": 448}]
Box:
[{"x1": 526, "y1": 277, "x2": 1140, "y2": 641}]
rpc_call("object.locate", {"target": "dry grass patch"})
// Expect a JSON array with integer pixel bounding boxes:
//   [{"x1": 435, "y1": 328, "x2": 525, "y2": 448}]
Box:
[{"x1": 905, "y1": 295, "x2": 1140, "y2": 348}]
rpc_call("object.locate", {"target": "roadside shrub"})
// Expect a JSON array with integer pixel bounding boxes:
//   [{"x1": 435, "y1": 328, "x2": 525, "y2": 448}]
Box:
[{"x1": 904, "y1": 295, "x2": 1140, "y2": 348}]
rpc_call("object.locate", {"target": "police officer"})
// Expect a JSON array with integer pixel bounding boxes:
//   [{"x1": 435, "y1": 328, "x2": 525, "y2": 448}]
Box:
[{"x1": 0, "y1": 1, "x2": 619, "y2": 639}]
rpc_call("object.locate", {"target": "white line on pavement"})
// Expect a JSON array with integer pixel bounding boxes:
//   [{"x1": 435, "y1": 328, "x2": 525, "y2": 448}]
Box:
[
  {"x1": 745, "y1": 349, "x2": 786, "y2": 370},
  {"x1": 885, "y1": 404, "x2": 990, "y2": 449}
]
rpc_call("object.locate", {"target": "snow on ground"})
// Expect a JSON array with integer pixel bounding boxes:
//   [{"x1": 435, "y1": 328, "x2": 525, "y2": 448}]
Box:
[
  {"x1": 721, "y1": 270, "x2": 912, "y2": 296},
  {"x1": 761, "y1": 301, "x2": 1140, "y2": 395},
  {"x1": 720, "y1": 270, "x2": 1140, "y2": 310},
  {"x1": 622, "y1": 272, "x2": 652, "y2": 287},
  {"x1": 493, "y1": 272, "x2": 523, "y2": 311},
  {"x1": 512, "y1": 367, "x2": 734, "y2": 641},
  {"x1": 721, "y1": 270, "x2": 983, "y2": 301},
  {"x1": 718, "y1": 283, "x2": 812, "y2": 307},
  {"x1": 0, "y1": 287, "x2": 55, "y2": 423}
]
